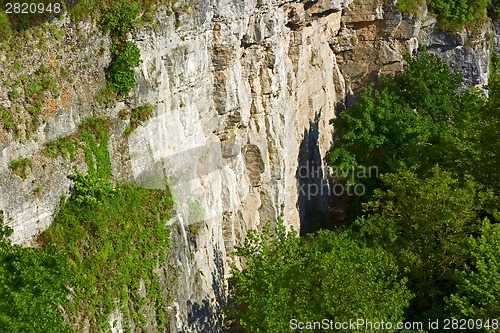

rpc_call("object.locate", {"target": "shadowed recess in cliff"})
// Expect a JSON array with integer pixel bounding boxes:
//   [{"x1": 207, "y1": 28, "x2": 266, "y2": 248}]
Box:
[
  {"x1": 186, "y1": 247, "x2": 227, "y2": 333},
  {"x1": 295, "y1": 113, "x2": 334, "y2": 235}
]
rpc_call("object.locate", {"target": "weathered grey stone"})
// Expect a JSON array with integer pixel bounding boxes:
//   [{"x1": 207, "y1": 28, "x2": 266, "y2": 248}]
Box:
[{"x1": 422, "y1": 22, "x2": 491, "y2": 88}]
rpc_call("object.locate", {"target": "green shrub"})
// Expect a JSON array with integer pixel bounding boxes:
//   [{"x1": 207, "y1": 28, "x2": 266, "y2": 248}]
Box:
[
  {"x1": 124, "y1": 104, "x2": 154, "y2": 135},
  {"x1": 42, "y1": 183, "x2": 173, "y2": 331},
  {"x1": 427, "y1": 0, "x2": 489, "y2": 30},
  {"x1": 42, "y1": 135, "x2": 77, "y2": 160},
  {"x1": 67, "y1": 171, "x2": 117, "y2": 206},
  {"x1": 8, "y1": 157, "x2": 32, "y2": 179},
  {"x1": 0, "y1": 223, "x2": 73, "y2": 332},
  {"x1": 100, "y1": 0, "x2": 140, "y2": 37},
  {"x1": 106, "y1": 41, "x2": 141, "y2": 96},
  {"x1": 0, "y1": 106, "x2": 15, "y2": 132}
]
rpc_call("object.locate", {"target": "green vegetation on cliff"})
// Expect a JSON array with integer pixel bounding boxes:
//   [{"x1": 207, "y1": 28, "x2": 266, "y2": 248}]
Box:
[
  {"x1": 0, "y1": 0, "x2": 169, "y2": 38},
  {"x1": 106, "y1": 41, "x2": 142, "y2": 96},
  {"x1": 0, "y1": 183, "x2": 173, "y2": 332},
  {"x1": 0, "y1": 116, "x2": 173, "y2": 332},
  {"x1": 397, "y1": 0, "x2": 490, "y2": 30},
  {"x1": 0, "y1": 0, "x2": 178, "y2": 137},
  {"x1": 40, "y1": 180, "x2": 172, "y2": 331},
  {"x1": 230, "y1": 223, "x2": 411, "y2": 333},
  {"x1": 8, "y1": 157, "x2": 32, "y2": 179},
  {"x1": 0, "y1": 217, "x2": 72, "y2": 333},
  {"x1": 120, "y1": 104, "x2": 155, "y2": 135}
]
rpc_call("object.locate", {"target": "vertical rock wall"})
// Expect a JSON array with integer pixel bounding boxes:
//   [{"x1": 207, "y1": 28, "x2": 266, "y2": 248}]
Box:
[
  {"x1": 128, "y1": 1, "x2": 352, "y2": 330},
  {"x1": 0, "y1": 0, "x2": 495, "y2": 331}
]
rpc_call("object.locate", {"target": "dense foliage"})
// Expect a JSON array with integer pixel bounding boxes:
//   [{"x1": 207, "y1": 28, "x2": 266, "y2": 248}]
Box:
[
  {"x1": 446, "y1": 218, "x2": 500, "y2": 318},
  {"x1": 100, "y1": 0, "x2": 141, "y2": 37},
  {"x1": 0, "y1": 116, "x2": 173, "y2": 332},
  {"x1": 230, "y1": 224, "x2": 411, "y2": 333},
  {"x1": 327, "y1": 52, "x2": 463, "y2": 185},
  {"x1": 106, "y1": 41, "x2": 142, "y2": 96},
  {"x1": 397, "y1": 0, "x2": 490, "y2": 30},
  {"x1": 41, "y1": 182, "x2": 172, "y2": 331},
  {"x1": 353, "y1": 166, "x2": 492, "y2": 321},
  {"x1": 428, "y1": 0, "x2": 489, "y2": 29},
  {"x1": 230, "y1": 52, "x2": 500, "y2": 332},
  {"x1": 0, "y1": 221, "x2": 72, "y2": 332}
]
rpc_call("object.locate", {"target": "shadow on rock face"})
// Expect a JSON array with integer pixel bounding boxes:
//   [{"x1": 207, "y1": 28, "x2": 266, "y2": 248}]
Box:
[
  {"x1": 185, "y1": 248, "x2": 227, "y2": 333},
  {"x1": 295, "y1": 113, "x2": 335, "y2": 235}
]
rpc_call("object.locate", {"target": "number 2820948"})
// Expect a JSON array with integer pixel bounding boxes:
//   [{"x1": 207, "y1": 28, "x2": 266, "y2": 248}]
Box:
[{"x1": 6, "y1": 2, "x2": 61, "y2": 14}]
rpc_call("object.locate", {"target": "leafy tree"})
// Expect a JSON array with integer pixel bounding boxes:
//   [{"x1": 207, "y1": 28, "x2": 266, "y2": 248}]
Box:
[
  {"x1": 446, "y1": 218, "x2": 500, "y2": 319},
  {"x1": 0, "y1": 222, "x2": 72, "y2": 332},
  {"x1": 230, "y1": 223, "x2": 411, "y2": 332},
  {"x1": 476, "y1": 74, "x2": 500, "y2": 192},
  {"x1": 326, "y1": 51, "x2": 498, "y2": 222},
  {"x1": 322, "y1": 46, "x2": 499, "y2": 330},
  {"x1": 326, "y1": 52, "x2": 466, "y2": 186},
  {"x1": 352, "y1": 165, "x2": 492, "y2": 320}
]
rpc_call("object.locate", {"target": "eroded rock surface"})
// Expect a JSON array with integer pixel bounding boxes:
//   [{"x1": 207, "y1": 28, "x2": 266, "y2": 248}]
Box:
[{"x1": 0, "y1": 0, "x2": 495, "y2": 331}]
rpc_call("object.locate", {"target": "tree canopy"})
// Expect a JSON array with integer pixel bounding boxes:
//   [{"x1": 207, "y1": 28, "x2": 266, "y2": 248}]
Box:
[{"x1": 230, "y1": 224, "x2": 411, "y2": 333}]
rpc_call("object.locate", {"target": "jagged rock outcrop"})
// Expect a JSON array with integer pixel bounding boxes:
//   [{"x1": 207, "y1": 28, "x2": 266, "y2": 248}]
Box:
[
  {"x1": 423, "y1": 22, "x2": 491, "y2": 88},
  {"x1": 0, "y1": 0, "x2": 495, "y2": 332}
]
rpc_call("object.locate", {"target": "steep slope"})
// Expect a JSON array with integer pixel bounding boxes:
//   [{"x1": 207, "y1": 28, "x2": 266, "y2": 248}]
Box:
[{"x1": 0, "y1": 0, "x2": 494, "y2": 331}]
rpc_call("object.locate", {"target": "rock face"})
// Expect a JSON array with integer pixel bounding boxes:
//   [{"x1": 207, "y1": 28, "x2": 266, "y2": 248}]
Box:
[
  {"x1": 0, "y1": 0, "x2": 495, "y2": 331},
  {"x1": 130, "y1": 1, "x2": 351, "y2": 330},
  {"x1": 423, "y1": 22, "x2": 491, "y2": 89}
]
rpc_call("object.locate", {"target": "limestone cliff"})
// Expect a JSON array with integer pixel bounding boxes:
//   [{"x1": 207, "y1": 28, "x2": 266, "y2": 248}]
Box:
[{"x1": 0, "y1": 0, "x2": 494, "y2": 331}]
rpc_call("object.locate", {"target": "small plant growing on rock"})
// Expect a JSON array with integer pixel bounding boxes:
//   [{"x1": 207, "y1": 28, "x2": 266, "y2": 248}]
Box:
[
  {"x1": 8, "y1": 157, "x2": 32, "y2": 179},
  {"x1": 0, "y1": 106, "x2": 16, "y2": 132},
  {"x1": 68, "y1": 171, "x2": 118, "y2": 206},
  {"x1": 124, "y1": 104, "x2": 154, "y2": 135},
  {"x1": 106, "y1": 41, "x2": 141, "y2": 96},
  {"x1": 42, "y1": 135, "x2": 77, "y2": 160}
]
